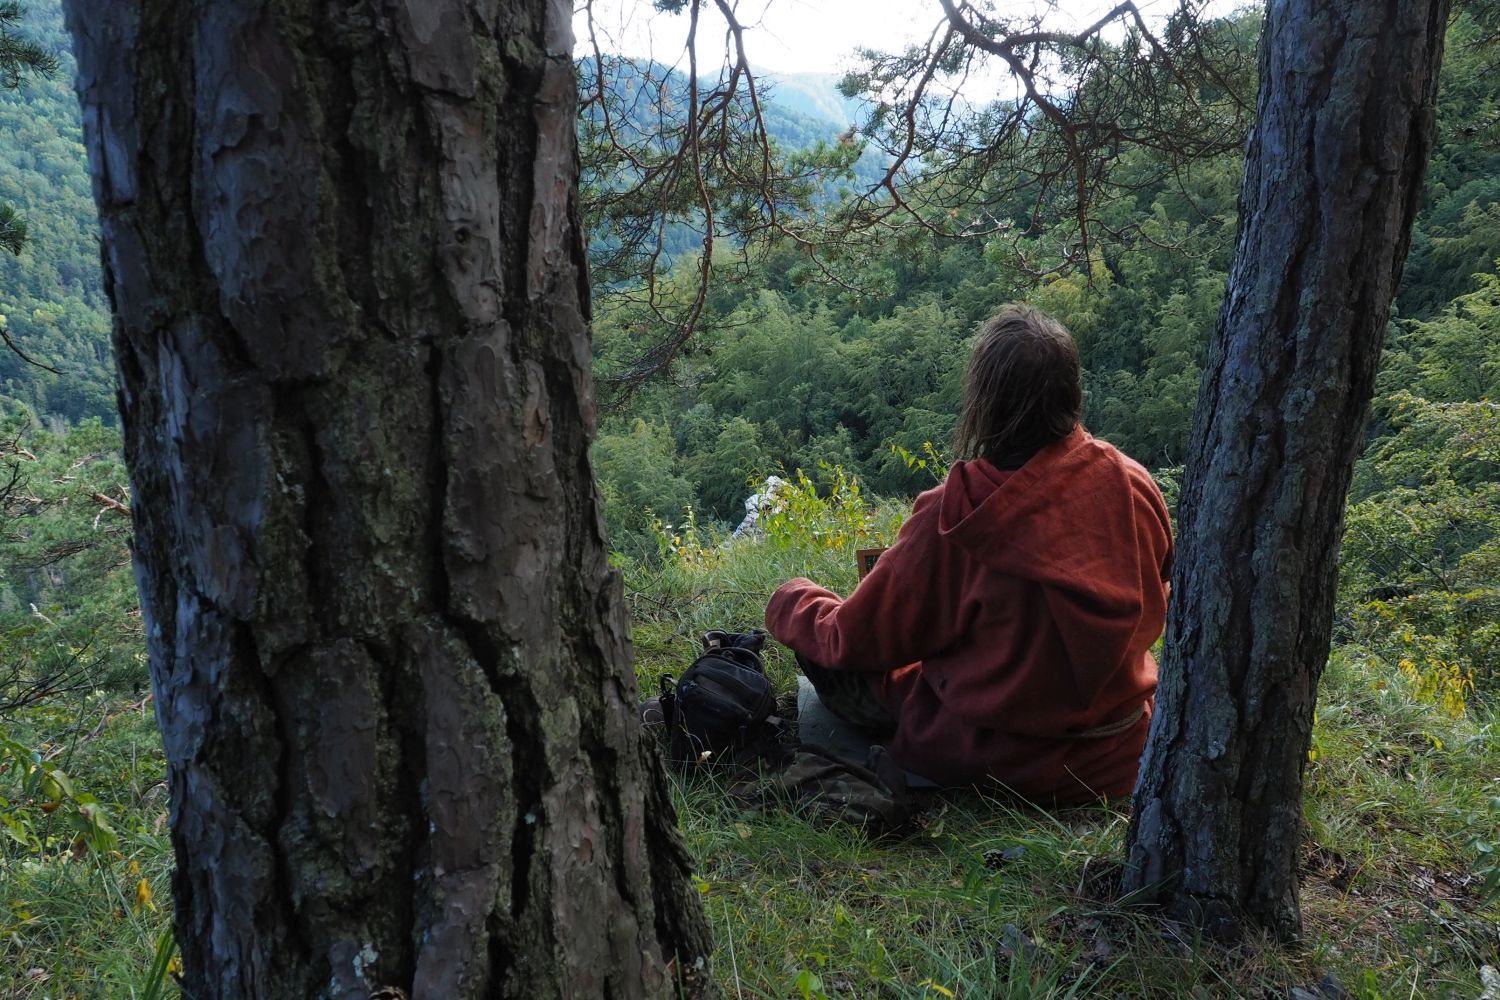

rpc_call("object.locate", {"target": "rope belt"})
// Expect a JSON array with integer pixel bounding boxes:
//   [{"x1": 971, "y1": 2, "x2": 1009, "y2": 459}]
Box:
[{"x1": 1058, "y1": 703, "x2": 1146, "y2": 740}]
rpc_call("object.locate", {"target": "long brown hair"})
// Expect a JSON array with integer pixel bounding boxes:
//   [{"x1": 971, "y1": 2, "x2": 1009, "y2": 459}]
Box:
[{"x1": 953, "y1": 304, "x2": 1082, "y2": 461}]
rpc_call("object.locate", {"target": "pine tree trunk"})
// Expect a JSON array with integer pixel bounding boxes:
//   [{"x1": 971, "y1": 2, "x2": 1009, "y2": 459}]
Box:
[
  {"x1": 1122, "y1": 0, "x2": 1450, "y2": 941},
  {"x1": 63, "y1": 1, "x2": 713, "y2": 995}
]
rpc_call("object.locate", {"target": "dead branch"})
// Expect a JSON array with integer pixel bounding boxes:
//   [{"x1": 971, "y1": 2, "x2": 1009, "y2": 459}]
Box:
[{"x1": 0, "y1": 323, "x2": 60, "y2": 374}]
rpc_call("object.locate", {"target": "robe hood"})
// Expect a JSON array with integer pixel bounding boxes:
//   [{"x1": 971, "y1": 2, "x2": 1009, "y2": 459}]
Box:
[
  {"x1": 765, "y1": 423, "x2": 1171, "y2": 799},
  {"x1": 938, "y1": 425, "x2": 1159, "y2": 675}
]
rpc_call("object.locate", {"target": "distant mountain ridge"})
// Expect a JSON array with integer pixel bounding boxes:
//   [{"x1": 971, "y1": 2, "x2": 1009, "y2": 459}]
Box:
[
  {"x1": 753, "y1": 70, "x2": 864, "y2": 128},
  {"x1": 580, "y1": 56, "x2": 859, "y2": 145},
  {"x1": 0, "y1": 30, "x2": 877, "y2": 425},
  {"x1": 579, "y1": 56, "x2": 887, "y2": 210}
]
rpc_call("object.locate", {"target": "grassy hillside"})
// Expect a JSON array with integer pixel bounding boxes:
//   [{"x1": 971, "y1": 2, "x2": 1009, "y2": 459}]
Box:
[
  {"x1": 2, "y1": 481, "x2": 1495, "y2": 998},
  {"x1": 626, "y1": 486, "x2": 1500, "y2": 999}
]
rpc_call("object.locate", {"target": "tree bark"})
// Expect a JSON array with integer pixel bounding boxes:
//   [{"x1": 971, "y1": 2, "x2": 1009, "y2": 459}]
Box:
[
  {"x1": 1123, "y1": 0, "x2": 1450, "y2": 941},
  {"x1": 62, "y1": 0, "x2": 713, "y2": 996}
]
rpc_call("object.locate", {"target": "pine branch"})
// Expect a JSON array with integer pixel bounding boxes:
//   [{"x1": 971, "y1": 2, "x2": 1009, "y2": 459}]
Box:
[
  {"x1": 0, "y1": 3, "x2": 57, "y2": 270},
  {"x1": 0, "y1": 202, "x2": 28, "y2": 255},
  {"x1": 0, "y1": 2, "x2": 57, "y2": 89}
]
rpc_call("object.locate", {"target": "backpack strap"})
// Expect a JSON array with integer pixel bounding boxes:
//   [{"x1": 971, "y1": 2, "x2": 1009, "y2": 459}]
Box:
[{"x1": 658, "y1": 673, "x2": 678, "y2": 730}]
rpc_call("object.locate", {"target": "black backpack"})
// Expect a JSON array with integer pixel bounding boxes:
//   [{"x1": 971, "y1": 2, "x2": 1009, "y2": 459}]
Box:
[{"x1": 659, "y1": 629, "x2": 781, "y2": 769}]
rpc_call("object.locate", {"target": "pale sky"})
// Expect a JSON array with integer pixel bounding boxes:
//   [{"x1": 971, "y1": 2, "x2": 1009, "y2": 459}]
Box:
[{"x1": 574, "y1": 0, "x2": 1247, "y2": 78}]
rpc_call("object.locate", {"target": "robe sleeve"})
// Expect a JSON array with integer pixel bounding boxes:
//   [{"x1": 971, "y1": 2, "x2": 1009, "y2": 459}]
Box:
[{"x1": 764, "y1": 489, "x2": 967, "y2": 672}]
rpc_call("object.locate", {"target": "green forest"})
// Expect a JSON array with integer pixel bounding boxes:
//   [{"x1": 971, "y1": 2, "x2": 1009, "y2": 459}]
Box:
[
  {"x1": 585, "y1": 9, "x2": 1500, "y2": 716},
  {"x1": 1, "y1": 0, "x2": 1498, "y2": 996},
  {"x1": 0, "y1": 0, "x2": 111, "y2": 424}
]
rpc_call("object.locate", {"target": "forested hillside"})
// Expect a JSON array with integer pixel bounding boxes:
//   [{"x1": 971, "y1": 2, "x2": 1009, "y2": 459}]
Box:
[
  {"x1": 0, "y1": 2, "x2": 1497, "y2": 995},
  {"x1": 0, "y1": 2, "x2": 875, "y2": 427},
  {"x1": 0, "y1": 0, "x2": 111, "y2": 423},
  {"x1": 0, "y1": 1, "x2": 1494, "y2": 709},
  {"x1": 593, "y1": 9, "x2": 1500, "y2": 540},
  {"x1": 2, "y1": 3, "x2": 1494, "y2": 473},
  {"x1": 587, "y1": 6, "x2": 1500, "y2": 715}
]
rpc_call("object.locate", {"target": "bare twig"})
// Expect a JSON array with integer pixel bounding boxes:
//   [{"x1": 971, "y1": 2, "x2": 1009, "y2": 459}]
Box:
[{"x1": 0, "y1": 323, "x2": 59, "y2": 374}]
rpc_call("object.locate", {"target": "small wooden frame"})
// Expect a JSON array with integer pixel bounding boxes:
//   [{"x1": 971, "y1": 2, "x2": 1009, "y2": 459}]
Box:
[{"x1": 855, "y1": 547, "x2": 889, "y2": 579}]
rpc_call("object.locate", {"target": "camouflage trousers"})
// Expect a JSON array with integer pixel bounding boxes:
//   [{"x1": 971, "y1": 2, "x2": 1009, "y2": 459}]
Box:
[{"x1": 796, "y1": 652, "x2": 897, "y2": 735}]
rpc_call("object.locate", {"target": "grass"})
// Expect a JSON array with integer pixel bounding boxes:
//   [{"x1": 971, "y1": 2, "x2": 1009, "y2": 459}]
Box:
[
  {"x1": 1, "y1": 495, "x2": 1496, "y2": 998},
  {"x1": 658, "y1": 649, "x2": 1499, "y2": 999},
  {"x1": 629, "y1": 498, "x2": 1500, "y2": 999},
  {"x1": 0, "y1": 695, "x2": 174, "y2": 999}
]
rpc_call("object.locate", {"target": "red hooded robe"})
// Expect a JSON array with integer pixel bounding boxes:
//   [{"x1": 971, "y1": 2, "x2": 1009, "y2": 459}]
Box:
[{"x1": 765, "y1": 426, "x2": 1173, "y2": 803}]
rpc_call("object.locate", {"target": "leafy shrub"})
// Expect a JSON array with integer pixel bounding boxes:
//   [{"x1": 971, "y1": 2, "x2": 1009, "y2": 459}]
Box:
[
  {"x1": 0, "y1": 411, "x2": 140, "y2": 708},
  {"x1": 0, "y1": 729, "x2": 117, "y2": 858},
  {"x1": 761, "y1": 465, "x2": 883, "y2": 552},
  {"x1": 1340, "y1": 393, "x2": 1500, "y2": 711},
  {"x1": 594, "y1": 418, "x2": 701, "y2": 556},
  {"x1": 889, "y1": 441, "x2": 950, "y2": 485},
  {"x1": 652, "y1": 503, "x2": 723, "y2": 569}
]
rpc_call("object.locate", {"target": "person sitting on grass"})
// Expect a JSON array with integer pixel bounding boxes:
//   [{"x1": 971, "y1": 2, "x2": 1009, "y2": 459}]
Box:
[{"x1": 765, "y1": 304, "x2": 1173, "y2": 804}]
